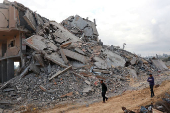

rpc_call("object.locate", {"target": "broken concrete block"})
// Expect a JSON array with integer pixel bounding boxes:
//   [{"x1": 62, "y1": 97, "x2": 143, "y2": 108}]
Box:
[
  {"x1": 25, "y1": 35, "x2": 58, "y2": 51},
  {"x1": 34, "y1": 53, "x2": 45, "y2": 67},
  {"x1": 69, "y1": 61, "x2": 85, "y2": 68},
  {"x1": 152, "y1": 59, "x2": 168, "y2": 70},
  {"x1": 59, "y1": 48, "x2": 69, "y2": 64},
  {"x1": 53, "y1": 30, "x2": 70, "y2": 44},
  {"x1": 35, "y1": 13, "x2": 44, "y2": 26},
  {"x1": 20, "y1": 66, "x2": 30, "y2": 78},
  {"x1": 49, "y1": 66, "x2": 72, "y2": 80},
  {"x1": 45, "y1": 52, "x2": 67, "y2": 67},
  {"x1": 23, "y1": 10, "x2": 37, "y2": 31},
  {"x1": 94, "y1": 62, "x2": 107, "y2": 70},
  {"x1": 75, "y1": 48, "x2": 85, "y2": 55},
  {"x1": 63, "y1": 49, "x2": 89, "y2": 64},
  {"x1": 103, "y1": 49, "x2": 126, "y2": 67},
  {"x1": 128, "y1": 68, "x2": 137, "y2": 78},
  {"x1": 50, "y1": 22, "x2": 82, "y2": 43},
  {"x1": 93, "y1": 57, "x2": 105, "y2": 63},
  {"x1": 29, "y1": 63, "x2": 40, "y2": 74},
  {"x1": 130, "y1": 57, "x2": 137, "y2": 65}
]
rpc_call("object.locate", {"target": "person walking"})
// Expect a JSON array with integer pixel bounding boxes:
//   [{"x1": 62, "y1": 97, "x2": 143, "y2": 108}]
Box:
[
  {"x1": 100, "y1": 80, "x2": 108, "y2": 103},
  {"x1": 147, "y1": 73, "x2": 155, "y2": 98}
]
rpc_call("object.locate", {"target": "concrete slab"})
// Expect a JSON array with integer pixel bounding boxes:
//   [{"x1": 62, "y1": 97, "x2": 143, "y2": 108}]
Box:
[
  {"x1": 103, "y1": 49, "x2": 126, "y2": 67},
  {"x1": 94, "y1": 62, "x2": 107, "y2": 70},
  {"x1": 63, "y1": 49, "x2": 89, "y2": 64},
  {"x1": 152, "y1": 59, "x2": 168, "y2": 70},
  {"x1": 50, "y1": 22, "x2": 82, "y2": 43},
  {"x1": 23, "y1": 10, "x2": 36, "y2": 30},
  {"x1": 34, "y1": 54, "x2": 45, "y2": 67},
  {"x1": 25, "y1": 35, "x2": 66, "y2": 67},
  {"x1": 75, "y1": 48, "x2": 85, "y2": 55},
  {"x1": 59, "y1": 48, "x2": 68, "y2": 64},
  {"x1": 128, "y1": 69, "x2": 137, "y2": 78},
  {"x1": 130, "y1": 57, "x2": 137, "y2": 65},
  {"x1": 25, "y1": 35, "x2": 58, "y2": 51}
]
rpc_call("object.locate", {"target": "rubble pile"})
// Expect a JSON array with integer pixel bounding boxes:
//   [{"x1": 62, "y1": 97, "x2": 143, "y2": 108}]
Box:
[
  {"x1": 61, "y1": 15, "x2": 99, "y2": 43},
  {"x1": 0, "y1": 0, "x2": 169, "y2": 111},
  {"x1": 2, "y1": 0, "x2": 49, "y2": 33}
]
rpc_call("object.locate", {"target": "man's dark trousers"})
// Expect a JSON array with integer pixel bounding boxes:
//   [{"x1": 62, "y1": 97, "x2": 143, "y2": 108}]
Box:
[
  {"x1": 102, "y1": 91, "x2": 108, "y2": 102},
  {"x1": 150, "y1": 85, "x2": 154, "y2": 97}
]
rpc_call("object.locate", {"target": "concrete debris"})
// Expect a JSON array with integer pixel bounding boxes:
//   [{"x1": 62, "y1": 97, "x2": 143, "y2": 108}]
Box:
[
  {"x1": 61, "y1": 15, "x2": 99, "y2": 42},
  {"x1": 152, "y1": 59, "x2": 168, "y2": 70},
  {"x1": 128, "y1": 68, "x2": 137, "y2": 78},
  {"x1": 23, "y1": 10, "x2": 37, "y2": 31},
  {"x1": 59, "y1": 48, "x2": 69, "y2": 64},
  {"x1": 83, "y1": 86, "x2": 92, "y2": 93},
  {"x1": 20, "y1": 66, "x2": 30, "y2": 78},
  {"x1": 49, "y1": 66, "x2": 72, "y2": 80},
  {"x1": 130, "y1": 57, "x2": 137, "y2": 65},
  {"x1": 29, "y1": 63, "x2": 40, "y2": 74},
  {"x1": 0, "y1": 0, "x2": 169, "y2": 111},
  {"x1": 63, "y1": 49, "x2": 89, "y2": 64},
  {"x1": 33, "y1": 53, "x2": 45, "y2": 67}
]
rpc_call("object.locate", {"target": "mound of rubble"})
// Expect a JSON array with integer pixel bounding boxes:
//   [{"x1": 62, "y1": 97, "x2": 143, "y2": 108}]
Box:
[{"x1": 0, "y1": 0, "x2": 169, "y2": 111}]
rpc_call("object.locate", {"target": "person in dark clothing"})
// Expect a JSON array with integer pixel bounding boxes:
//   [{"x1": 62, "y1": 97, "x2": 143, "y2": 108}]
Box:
[
  {"x1": 147, "y1": 74, "x2": 155, "y2": 98},
  {"x1": 100, "y1": 80, "x2": 108, "y2": 103}
]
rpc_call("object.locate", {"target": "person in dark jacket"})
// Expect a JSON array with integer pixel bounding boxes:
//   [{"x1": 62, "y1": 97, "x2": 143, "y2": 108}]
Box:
[
  {"x1": 100, "y1": 80, "x2": 108, "y2": 103},
  {"x1": 147, "y1": 74, "x2": 155, "y2": 97}
]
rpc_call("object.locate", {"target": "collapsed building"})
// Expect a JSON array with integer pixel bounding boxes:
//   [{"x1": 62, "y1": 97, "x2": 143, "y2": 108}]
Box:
[
  {"x1": 61, "y1": 15, "x2": 99, "y2": 42},
  {"x1": 0, "y1": 0, "x2": 169, "y2": 112},
  {"x1": 0, "y1": 0, "x2": 48, "y2": 83}
]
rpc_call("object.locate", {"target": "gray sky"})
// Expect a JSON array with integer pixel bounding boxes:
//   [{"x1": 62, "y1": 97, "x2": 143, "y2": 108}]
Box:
[{"x1": 2, "y1": 0, "x2": 170, "y2": 57}]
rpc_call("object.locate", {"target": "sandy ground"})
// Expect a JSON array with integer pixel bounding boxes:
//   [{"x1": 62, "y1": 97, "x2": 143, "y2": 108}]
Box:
[{"x1": 40, "y1": 79, "x2": 170, "y2": 113}]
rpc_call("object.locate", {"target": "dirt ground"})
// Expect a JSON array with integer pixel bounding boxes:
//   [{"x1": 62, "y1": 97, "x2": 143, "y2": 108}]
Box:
[{"x1": 39, "y1": 78, "x2": 170, "y2": 113}]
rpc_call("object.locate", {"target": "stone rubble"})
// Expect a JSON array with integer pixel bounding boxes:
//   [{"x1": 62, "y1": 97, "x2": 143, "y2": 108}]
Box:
[{"x1": 0, "y1": 0, "x2": 169, "y2": 112}]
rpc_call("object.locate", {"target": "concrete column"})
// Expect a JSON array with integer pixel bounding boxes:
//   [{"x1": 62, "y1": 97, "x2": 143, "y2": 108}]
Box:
[
  {"x1": 1, "y1": 60, "x2": 7, "y2": 83},
  {"x1": 7, "y1": 58, "x2": 14, "y2": 81}
]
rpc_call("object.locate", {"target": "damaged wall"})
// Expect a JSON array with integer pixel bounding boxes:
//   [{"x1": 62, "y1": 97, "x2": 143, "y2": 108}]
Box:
[
  {"x1": 6, "y1": 33, "x2": 20, "y2": 57},
  {"x1": 0, "y1": 8, "x2": 9, "y2": 28}
]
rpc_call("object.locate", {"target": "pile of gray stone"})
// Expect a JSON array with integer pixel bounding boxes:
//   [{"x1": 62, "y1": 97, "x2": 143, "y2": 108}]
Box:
[{"x1": 0, "y1": 1, "x2": 169, "y2": 112}]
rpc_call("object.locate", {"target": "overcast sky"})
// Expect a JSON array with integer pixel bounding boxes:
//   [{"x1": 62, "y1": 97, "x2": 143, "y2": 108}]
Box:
[{"x1": 1, "y1": 0, "x2": 170, "y2": 57}]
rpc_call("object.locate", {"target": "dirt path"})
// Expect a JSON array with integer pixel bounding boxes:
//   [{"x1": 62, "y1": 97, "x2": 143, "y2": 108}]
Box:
[{"x1": 41, "y1": 80, "x2": 170, "y2": 113}]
